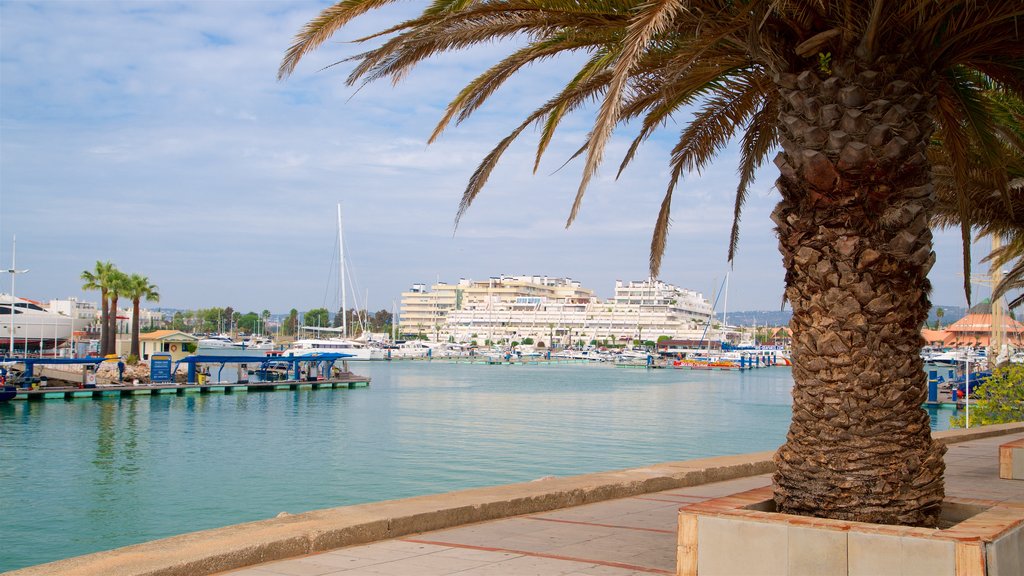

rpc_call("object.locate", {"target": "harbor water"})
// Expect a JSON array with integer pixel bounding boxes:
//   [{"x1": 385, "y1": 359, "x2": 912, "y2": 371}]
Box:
[{"x1": 0, "y1": 362, "x2": 955, "y2": 571}]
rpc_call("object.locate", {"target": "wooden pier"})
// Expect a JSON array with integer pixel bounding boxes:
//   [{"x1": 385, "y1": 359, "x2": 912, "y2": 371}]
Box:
[{"x1": 11, "y1": 376, "x2": 370, "y2": 401}]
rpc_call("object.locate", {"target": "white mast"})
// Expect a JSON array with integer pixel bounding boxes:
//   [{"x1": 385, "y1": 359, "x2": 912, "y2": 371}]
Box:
[
  {"x1": 338, "y1": 204, "x2": 347, "y2": 338},
  {"x1": 723, "y1": 272, "x2": 730, "y2": 328}
]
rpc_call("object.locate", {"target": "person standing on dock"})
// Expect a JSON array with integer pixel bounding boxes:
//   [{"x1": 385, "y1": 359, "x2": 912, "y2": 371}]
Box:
[{"x1": 117, "y1": 358, "x2": 125, "y2": 383}]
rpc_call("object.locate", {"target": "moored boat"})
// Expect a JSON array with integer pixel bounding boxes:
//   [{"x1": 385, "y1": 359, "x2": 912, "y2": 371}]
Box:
[
  {"x1": 0, "y1": 293, "x2": 73, "y2": 353},
  {"x1": 282, "y1": 337, "x2": 385, "y2": 361},
  {"x1": 195, "y1": 334, "x2": 275, "y2": 358}
]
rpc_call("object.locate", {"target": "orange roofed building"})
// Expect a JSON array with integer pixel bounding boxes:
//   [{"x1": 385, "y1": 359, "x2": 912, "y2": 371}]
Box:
[{"x1": 934, "y1": 303, "x2": 1024, "y2": 348}]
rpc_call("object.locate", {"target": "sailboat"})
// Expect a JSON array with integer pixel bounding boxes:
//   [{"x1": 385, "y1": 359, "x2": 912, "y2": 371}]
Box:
[
  {"x1": 671, "y1": 274, "x2": 744, "y2": 370},
  {"x1": 281, "y1": 204, "x2": 385, "y2": 361}
]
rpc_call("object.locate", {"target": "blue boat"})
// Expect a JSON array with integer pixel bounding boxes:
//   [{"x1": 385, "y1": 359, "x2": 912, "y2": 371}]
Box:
[{"x1": 952, "y1": 370, "x2": 992, "y2": 397}]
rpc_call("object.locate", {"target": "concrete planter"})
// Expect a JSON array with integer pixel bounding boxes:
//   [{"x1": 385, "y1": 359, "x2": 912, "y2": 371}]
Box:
[{"x1": 677, "y1": 487, "x2": 1024, "y2": 576}]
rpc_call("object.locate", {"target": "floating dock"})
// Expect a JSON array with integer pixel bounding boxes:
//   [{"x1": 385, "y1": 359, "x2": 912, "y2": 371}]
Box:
[{"x1": 10, "y1": 376, "x2": 370, "y2": 402}]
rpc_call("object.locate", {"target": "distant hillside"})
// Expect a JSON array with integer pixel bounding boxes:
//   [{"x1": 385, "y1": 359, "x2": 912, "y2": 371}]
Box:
[
  {"x1": 725, "y1": 310, "x2": 792, "y2": 327},
  {"x1": 726, "y1": 305, "x2": 968, "y2": 328}
]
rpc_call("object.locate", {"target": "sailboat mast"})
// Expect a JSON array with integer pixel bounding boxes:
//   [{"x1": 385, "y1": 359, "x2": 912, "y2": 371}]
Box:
[
  {"x1": 9, "y1": 236, "x2": 16, "y2": 355},
  {"x1": 722, "y1": 272, "x2": 730, "y2": 331},
  {"x1": 338, "y1": 204, "x2": 347, "y2": 338}
]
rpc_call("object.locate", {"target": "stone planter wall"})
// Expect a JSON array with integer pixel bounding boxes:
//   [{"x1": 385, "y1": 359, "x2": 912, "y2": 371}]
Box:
[{"x1": 677, "y1": 487, "x2": 1024, "y2": 576}]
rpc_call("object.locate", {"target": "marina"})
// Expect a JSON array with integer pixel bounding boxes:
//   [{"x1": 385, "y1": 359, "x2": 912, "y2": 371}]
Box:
[{"x1": 0, "y1": 361, "x2": 959, "y2": 572}]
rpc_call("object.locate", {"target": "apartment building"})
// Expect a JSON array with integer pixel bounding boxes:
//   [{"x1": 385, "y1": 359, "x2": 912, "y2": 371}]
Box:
[{"x1": 399, "y1": 276, "x2": 713, "y2": 346}]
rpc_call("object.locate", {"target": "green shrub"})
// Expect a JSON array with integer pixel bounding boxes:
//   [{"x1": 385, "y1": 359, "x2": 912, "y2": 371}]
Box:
[{"x1": 950, "y1": 364, "x2": 1024, "y2": 428}]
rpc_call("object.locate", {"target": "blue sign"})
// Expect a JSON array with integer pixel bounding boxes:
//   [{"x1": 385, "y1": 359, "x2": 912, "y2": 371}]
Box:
[{"x1": 150, "y1": 354, "x2": 173, "y2": 383}]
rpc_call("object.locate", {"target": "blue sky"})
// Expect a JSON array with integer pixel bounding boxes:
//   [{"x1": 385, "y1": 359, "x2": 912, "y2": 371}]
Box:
[{"x1": 0, "y1": 0, "x2": 988, "y2": 314}]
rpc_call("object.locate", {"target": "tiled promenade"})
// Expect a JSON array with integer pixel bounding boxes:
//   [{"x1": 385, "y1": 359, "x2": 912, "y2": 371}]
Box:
[{"x1": 224, "y1": 432, "x2": 1024, "y2": 576}]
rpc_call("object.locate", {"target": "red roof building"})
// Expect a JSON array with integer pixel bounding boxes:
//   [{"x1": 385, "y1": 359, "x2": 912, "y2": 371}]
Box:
[{"x1": 940, "y1": 304, "x2": 1024, "y2": 348}]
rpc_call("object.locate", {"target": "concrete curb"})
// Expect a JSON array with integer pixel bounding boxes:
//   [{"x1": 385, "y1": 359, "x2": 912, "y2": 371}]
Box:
[{"x1": 11, "y1": 422, "x2": 1023, "y2": 576}]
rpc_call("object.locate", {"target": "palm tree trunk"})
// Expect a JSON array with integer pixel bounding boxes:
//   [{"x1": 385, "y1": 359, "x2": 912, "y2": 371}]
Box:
[
  {"x1": 99, "y1": 290, "x2": 109, "y2": 356},
  {"x1": 107, "y1": 296, "x2": 119, "y2": 356},
  {"x1": 771, "y1": 61, "x2": 945, "y2": 526},
  {"x1": 131, "y1": 299, "x2": 141, "y2": 359}
]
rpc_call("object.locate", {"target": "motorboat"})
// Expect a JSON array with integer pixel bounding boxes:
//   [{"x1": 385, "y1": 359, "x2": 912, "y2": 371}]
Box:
[
  {"x1": 282, "y1": 338, "x2": 386, "y2": 361},
  {"x1": 382, "y1": 340, "x2": 433, "y2": 359},
  {"x1": 195, "y1": 334, "x2": 275, "y2": 358},
  {"x1": 0, "y1": 293, "x2": 73, "y2": 353}
]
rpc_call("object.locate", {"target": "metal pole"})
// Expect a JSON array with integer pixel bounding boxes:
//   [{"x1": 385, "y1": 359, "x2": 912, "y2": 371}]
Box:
[
  {"x1": 9, "y1": 236, "x2": 15, "y2": 355},
  {"x1": 338, "y1": 203, "x2": 346, "y2": 338},
  {"x1": 6, "y1": 236, "x2": 30, "y2": 356},
  {"x1": 965, "y1": 355, "x2": 971, "y2": 429}
]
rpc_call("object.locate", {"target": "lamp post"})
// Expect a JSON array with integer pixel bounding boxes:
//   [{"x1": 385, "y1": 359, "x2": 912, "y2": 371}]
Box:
[{"x1": 4, "y1": 236, "x2": 29, "y2": 357}]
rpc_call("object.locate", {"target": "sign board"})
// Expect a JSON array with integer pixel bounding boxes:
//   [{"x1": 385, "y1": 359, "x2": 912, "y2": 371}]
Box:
[{"x1": 150, "y1": 353, "x2": 173, "y2": 383}]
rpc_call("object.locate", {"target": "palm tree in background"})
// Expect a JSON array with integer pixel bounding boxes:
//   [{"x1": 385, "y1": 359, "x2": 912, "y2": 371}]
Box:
[
  {"x1": 80, "y1": 261, "x2": 117, "y2": 356},
  {"x1": 934, "y1": 91, "x2": 1024, "y2": 309},
  {"x1": 281, "y1": 1, "x2": 1024, "y2": 526},
  {"x1": 124, "y1": 274, "x2": 160, "y2": 360},
  {"x1": 105, "y1": 270, "x2": 129, "y2": 356}
]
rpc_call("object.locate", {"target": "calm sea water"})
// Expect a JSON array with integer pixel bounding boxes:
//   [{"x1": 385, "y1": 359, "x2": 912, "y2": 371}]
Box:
[{"x1": 0, "y1": 362, "x2": 955, "y2": 570}]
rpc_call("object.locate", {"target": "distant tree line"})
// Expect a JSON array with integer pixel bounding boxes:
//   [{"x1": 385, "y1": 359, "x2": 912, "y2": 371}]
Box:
[{"x1": 166, "y1": 306, "x2": 393, "y2": 338}]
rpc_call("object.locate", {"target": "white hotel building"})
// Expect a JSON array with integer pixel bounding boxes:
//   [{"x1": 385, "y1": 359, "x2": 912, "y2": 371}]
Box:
[{"x1": 399, "y1": 276, "x2": 714, "y2": 346}]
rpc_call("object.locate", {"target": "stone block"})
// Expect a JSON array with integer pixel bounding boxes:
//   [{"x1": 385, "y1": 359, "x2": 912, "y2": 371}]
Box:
[
  {"x1": 987, "y1": 525, "x2": 1024, "y2": 576},
  {"x1": 998, "y1": 439, "x2": 1024, "y2": 480},
  {"x1": 1013, "y1": 447, "x2": 1024, "y2": 480},
  {"x1": 848, "y1": 532, "x2": 901, "y2": 576},
  {"x1": 697, "y1": 516, "x2": 788, "y2": 576},
  {"x1": 788, "y1": 524, "x2": 847, "y2": 576},
  {"x1": 899, "y1": 536, "x2": 955, "y2": 576}
]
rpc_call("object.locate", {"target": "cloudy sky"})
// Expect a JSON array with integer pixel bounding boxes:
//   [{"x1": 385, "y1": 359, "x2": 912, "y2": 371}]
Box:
[{"x1": 0, "y1": 0, "x2": 988, "y2": 315}]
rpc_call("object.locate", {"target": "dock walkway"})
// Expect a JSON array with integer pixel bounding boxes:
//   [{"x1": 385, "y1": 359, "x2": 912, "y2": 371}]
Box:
[
  {"x1": 224, "y1": 430, "x2": 1024, "y2": 576},
  {"x1": 11, "y1": 376, "x2": 369, "y2": 402}
]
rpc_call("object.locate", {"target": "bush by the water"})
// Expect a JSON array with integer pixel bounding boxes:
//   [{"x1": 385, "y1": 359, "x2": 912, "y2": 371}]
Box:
[{"x1": 950, "y1": 364, "x2": 1024, "y2": 427}]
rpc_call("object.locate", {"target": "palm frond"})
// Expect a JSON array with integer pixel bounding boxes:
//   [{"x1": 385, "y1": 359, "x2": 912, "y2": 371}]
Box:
[
  {"x1": 569, "y1": 0, "x2": 688, "y2": 227},
  {"x1": 278, "y1": 0, "x2": 406, "y2": 80}
]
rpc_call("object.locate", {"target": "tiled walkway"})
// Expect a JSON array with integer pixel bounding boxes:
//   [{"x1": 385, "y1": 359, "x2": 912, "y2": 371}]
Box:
[{"x1": 224, "y1": 433, "x2": 1024, "y2": 576}]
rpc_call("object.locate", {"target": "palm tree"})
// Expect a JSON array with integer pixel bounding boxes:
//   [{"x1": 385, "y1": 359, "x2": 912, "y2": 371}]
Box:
[
  {"x1": 281, "y1": 1, "x2": 1024, "y2": 526},
  {"x1": 123, "y1": 274, "x2": 160, "y2": 359},
  {"x1": 932, "y1": 91, "x2": 1024, "y2": 308},
  {"x1": 80, "y1": 261, "x2": 118, "y2": 356},
  {"x1": 105, "y1": 270, "x2": 129, "y2": 356}
]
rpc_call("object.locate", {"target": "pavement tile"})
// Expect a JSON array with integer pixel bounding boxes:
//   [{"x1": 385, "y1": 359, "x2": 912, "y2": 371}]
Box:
[
  {"x1": 339, "y1": 552, "x2": 492, "y2": 576},
  {"x1": 622, "y1": 546, "x2": 677, "y2": 572},
  {"x1": 333, "y1": 541, "x2": 450, "y2": 562},
  {"x1": 567, "y1": 565, "x2": 650, "y2": 576},
  {"x1": 425, "y1": 546, "x2": 524, "y2": 562},
  {"x1": 444, "y1": 555, "x2": 598, "y2": 576},
  {"x1": 235, "y1": 560, "x2": 340, "y2": 576},
  {"x1": 299, "y1": 552, "x2": 391, "y2": 570}
]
